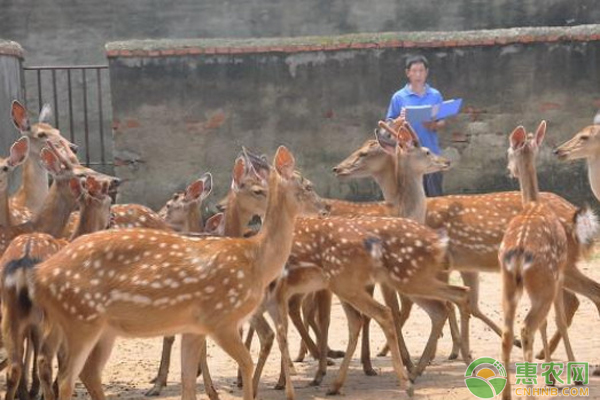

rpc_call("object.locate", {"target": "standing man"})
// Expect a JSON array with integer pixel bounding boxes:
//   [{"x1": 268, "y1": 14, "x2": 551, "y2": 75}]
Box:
[{"x1": 386, "y1": 54, "x2": 446, "y2": 197}]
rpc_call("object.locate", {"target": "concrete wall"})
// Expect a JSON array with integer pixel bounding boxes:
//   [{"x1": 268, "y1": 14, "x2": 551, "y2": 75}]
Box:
[
  {"x1": 1, "y1": 0, "x2": 599, "y2": 66},
  {"x1": 0, "y1": 40, "x2": 24, "y2": 154},
  {"x1": 108, "y1": 26, "x2": 600, "y2": 210}
]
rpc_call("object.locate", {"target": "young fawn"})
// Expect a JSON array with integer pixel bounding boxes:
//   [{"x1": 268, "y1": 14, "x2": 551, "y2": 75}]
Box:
[
  {"x1": 1, "y1": 175, "x2": 112, "y2": 400},
  {"x1": 19, "y1": 146, "x2": 326, "y2": 400},
  {"x1": 499, "y1": 122, "x2": 597, "y2": 399}
]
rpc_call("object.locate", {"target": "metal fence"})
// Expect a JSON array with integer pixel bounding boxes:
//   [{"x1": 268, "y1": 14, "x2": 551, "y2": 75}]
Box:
[{"x1": 22, "y1": 65, "x2": 113, "y2": 171}]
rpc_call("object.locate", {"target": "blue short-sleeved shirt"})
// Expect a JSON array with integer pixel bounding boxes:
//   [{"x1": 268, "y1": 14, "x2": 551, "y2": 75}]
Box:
[{"x1": 386, "y1": 84, "x2": 443, "y2": 154}]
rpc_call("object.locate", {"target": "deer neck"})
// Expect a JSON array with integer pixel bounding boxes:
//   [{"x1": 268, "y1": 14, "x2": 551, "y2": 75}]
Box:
[
  {"x1": 517, "y1": 158, "x2": 539, "y2": 205},
  {"x1": 69, "y1": 203, "x2": 106, "y2": 240},
  {"x1": 252, "y1": 172, "x2": 297, "y2": 287},
  {"x1": 587, "y1": 155, "x2": 600, "y2": 202},
  {"x1": 14, "y1": 156, "x2": 49, "y2": 213},
  {"x1": 372, "y1": 158, "x2": 400, "y2": 202},
  {"x1": 0, "y1": 189, "x2": 9, "y2": 227},
  {"x1": 394, "y1": 159, "x2": 427, "y2": 223},
  {"x1": 182, "y1": 206, "x2": 203, "y2": 234},
  {"x1": 32, "y1": 180, "x2": 77, "y2": 237},
  {"x1": 223, "y1": 192, "x2": 254, "y2": 237}
]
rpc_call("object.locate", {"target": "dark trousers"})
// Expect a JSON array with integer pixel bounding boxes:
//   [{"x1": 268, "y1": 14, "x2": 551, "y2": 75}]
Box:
[{"x1": 423, "y1": 172, "x2": 444, "y2": 197}]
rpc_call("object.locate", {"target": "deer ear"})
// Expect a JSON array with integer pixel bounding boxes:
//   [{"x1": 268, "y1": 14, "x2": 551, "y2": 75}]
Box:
[
  {"x1": 205, "y1": 212, "x2": 224, "y2": 234},
  {"x1": 274, "y1": 146, "x2": 295, "y2": 179},
  {"x1": 199, "y1": 172, "x2": 213, "y2": 200},
  {"x1": 535, "y1": 120, "x2": 547, "y2": 146},
  {"x1": 232, "y1": 157, "x2": 246, "y2": 190},
  {"x1": 86, "y1": 176, "x2": 102, "y2": 197},
  {"x1": 69, "y1": 177, "x2": 84, "y2": 198},
  {"x1": 509, "y1": 126, "x2": 527, "y2": 149},
  {"x1": 40, "y1": 147, "x2": 62, "y2": 174},
  {"x1": 8, "y1": 137, "x2": 29, "y2": 167},
  {"x1": 184, "y1": 179, "x2": 204, "y2": 202},
  {"x1": 396, "y1": 126, "x2": 415, "y2": 150},
  {"x1": 39, "y1": 104, "x2": 52, "y2": 124},
  {"x1": 11, "y1": 100, "x2": 30, "y2": 132}
]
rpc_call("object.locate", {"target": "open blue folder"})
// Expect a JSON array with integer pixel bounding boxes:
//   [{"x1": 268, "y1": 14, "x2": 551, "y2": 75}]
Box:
[{"x1": 405, "y1": 98, "x2": 463, "y2": 125}]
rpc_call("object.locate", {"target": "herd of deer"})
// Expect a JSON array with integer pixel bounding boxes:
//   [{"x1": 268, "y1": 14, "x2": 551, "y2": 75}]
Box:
[{"x1": 0, "y1": 99, "x2": 599, "y2": 400}]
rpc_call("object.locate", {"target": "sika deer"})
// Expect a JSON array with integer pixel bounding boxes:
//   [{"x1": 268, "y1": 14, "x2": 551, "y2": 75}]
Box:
[
  {"x1": 9, "y1": 101, "x2": 78, "y2": 218},
  {"x1": 0, "y1": 137, "x2": 29, "y2": 227},
  {"x1": 499, "y1": 122, "x2": 595, "y2": 398},
  {"x1": 1, "y1": 175, "x2": 112, "y2": 400},
  {"x1": 335, "y1": 121, "x2": 598, "y2": 359},
  {"x1": 554, "y1": 125, "x2": 600, "y2": 202},
  {"x1": 22, "y1": 146, "x2": 326, "y2": 400}
]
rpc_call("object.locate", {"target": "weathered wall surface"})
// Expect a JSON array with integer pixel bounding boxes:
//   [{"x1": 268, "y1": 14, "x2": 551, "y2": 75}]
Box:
[
  {"x1": 1, "y1": 0, "x2": 599, "y2": 65},
  {"x1": 108, "y1": 26, "x2": 600, "y2": 210},
  {"x1": 0, "y1": 41, "x2": 23, "y2": 154}
]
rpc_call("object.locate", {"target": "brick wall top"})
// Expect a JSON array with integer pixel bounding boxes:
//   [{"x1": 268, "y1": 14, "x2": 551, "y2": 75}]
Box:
[
  {"x1": 106, "y1": 24, "x2": 600, "y2": 58},
  {"x1": 0, "y1": 40, "x2": 24, "y2": 59}
]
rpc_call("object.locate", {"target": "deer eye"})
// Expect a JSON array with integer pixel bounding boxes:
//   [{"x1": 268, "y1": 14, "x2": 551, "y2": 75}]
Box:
[
  {"x1": 358, "y1": 152, "x2": 368, "y2": 157},
  {"x1": 37, "y1": 132, "x2": 48, "y2": 139},
  {"x1": 580, "y1": 135, "x2": 589, "y2": 141},
  {"x1": 252, "y1": 188, "x2": 265, "y2": 196},
  {"x1": 2, "y1": 166, "x2": 8, "y2": 172}
]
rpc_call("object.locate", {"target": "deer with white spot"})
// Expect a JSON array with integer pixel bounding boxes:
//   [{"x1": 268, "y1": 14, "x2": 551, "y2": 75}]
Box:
[
  {"x1": 20, "y1": 146, "x2": 326, "y2": 400},
  {"x1": 1, "y1": 174, "x2": 113, "y2": 400},
  {"x1": 335, "y1": 117, "x2": 598, "y2": 360},
  {"x1": 499, "y1": 122, "x2": 595, "y2": 398},
  {"x1": 0, "y1": 142, "x2": 84, "y2": 258},
  {"x1": 0, "y1": 137, "x2": 29, "y2": 227},
  {"x1": 9, "y1": 101, "x2": 79, "y2": 220},
  {"x1": 145, "y1": 174, "x2": 218, "y2": 398}
]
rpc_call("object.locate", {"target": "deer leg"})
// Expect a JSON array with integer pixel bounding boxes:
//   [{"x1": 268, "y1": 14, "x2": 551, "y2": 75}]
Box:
[
  {"x1": 360, "y1": 284, "x2": 377, "y2": 376},
  {"x1": 554, "y1": 286, "x2": 576, "y2": 363},
  {"x1": 17, "y1": 332, "x2": 33, "y2": 400},
  {"x1": 249, "y1": 313, "x2": 274, "y2": 395},
  {"x1": 2, "y1": 313, "x2": 26, "y2": 400},
  {"x1": 289, "y1": 294, "x2": 309, "y2": 362},
  {"x1": 29, "y1": 327, "x2": 42, "y2": 399},
  {"x1": 536, "y1": 289, "x2": 579, "y2": 360},
  {"x1": 57, "y1": 330, "x2": 103, "y2": 400},
  {"x1": 378, "y1": 293, "x2": 414, "y2": 358},
  {"x1": 460, "y1": 271, "x2": 518, "y2": 347},
  {"x1": 327, "y1": 302, "x2": 365, "y2": 395},
  {"x1": 180, "y1": 334, "x2": 204, "y2": 400},
  {"x1": 197, "y1": 336, "x2": 218, "y2": 400},
  {"x1": 310, "y1": 289, "x2": 332, "y2": 386},
  {"x1": 79, "y1": 333, "x2": 117, "y2": 400},
  {"x1": 501, "y1": 271, "x2": 519, "y2": 400},
  {"x1": 210, "y1": 326, "x2": 255, "y2": 400},
  {"x1": 380, "y1": 285, "x2": 415, "y2": 376},
  {"x1": 236, "y1": 325, "x2": 256, "y2": 388},
  {"x1": 268, "y1": 279, "x2": 295, "y2": 400},
  {"x1": 288, "y1": 296, "x2": 320, "y2": 360},
  {"x1": 146, "y1": 335, "x2": 175, "y2": 396},
  {"x1": 522, "y1": 279, "x2": 554, "y2": 363},
  {"x1": 38, "y1": 327, "x2": 62, "y2": 400},
  {"x1": 310, "y1": 291, "x2": 344, "y2": 359},
  {"x1": 445, "y1": 302, "x2": 461, "y2": 360},
  {"x1": 411, "y1": 298, "x2": 449, "y2": 378},
  {"x1": 333, "y1": 287, "x2": 413, "y2": 397}
]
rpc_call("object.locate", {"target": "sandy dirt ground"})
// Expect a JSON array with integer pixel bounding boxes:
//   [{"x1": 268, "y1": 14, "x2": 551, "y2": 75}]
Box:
[{"x1": 2, "y1": 259, "x2": 600, "y2": 400}]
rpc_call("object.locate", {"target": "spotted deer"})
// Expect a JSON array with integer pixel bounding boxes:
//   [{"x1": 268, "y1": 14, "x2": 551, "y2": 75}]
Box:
[
  {"x1": 1, "y1": 175, "x2": 113, "y2": 400},
  {"x1": 19, "y1": 146, "x2": 326, "y2": 400},
  {"x1": 0, "y1": 142, "x2": 83, "y2": 257},
  {"x1": 334, "y1": 120, "x2": 599, "y2": 359},
  {"x1": 144, "y1": 174, "x2": 216, "y2": 398},
  {"x1": 0, "y1": 137, "x2": 29, "y2": 227},
  {"x1": 9, "y1": 101, "x2": 79, "y2": 220},
  {"x1": 327, "y1": 120, "x2": 462, "y2": 377},
  {"x1": 499, "y1": 122, "x2": 595, "y2": 398}
]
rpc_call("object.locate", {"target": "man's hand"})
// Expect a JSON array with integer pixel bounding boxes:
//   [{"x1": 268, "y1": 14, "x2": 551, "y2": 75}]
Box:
[{"x1": 423, "y1": 119, "x2": 445, "y2": 131}]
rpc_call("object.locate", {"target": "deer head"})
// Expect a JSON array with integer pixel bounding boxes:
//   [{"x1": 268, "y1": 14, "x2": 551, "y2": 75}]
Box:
[
  {"x1": 160, "y1": 173, "x2": 213, "y2": 233},
  {"x1": 0, "y1": 137, "x2": 29, "y2": 193},
  {"x1": 11, "y1": 101, "x2": 78, "y2": 162},
  {"x1": 554, "y1": 125, "x2": 600, "y2": 161}
]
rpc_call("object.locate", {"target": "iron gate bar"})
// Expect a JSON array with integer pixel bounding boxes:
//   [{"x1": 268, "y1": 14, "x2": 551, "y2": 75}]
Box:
[{"x1": 22, "y1": 65, "x2": 111, "y2": 168}]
